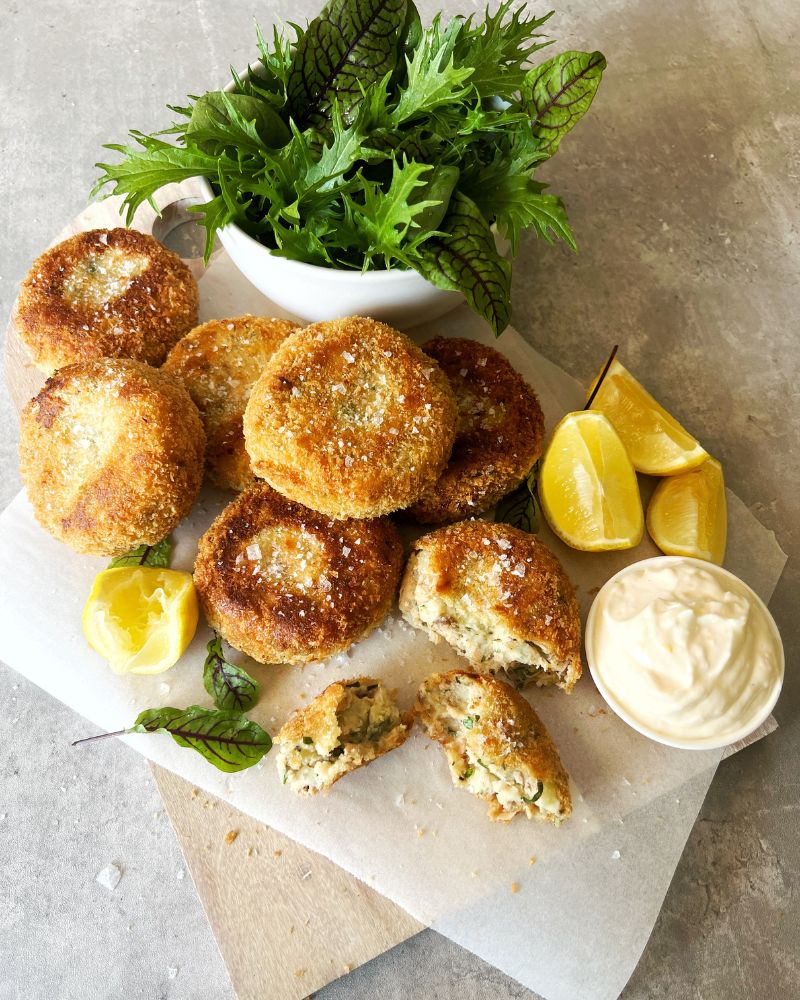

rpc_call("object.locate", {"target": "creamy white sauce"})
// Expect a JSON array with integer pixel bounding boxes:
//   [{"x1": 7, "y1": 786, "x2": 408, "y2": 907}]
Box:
[{"x1": 589, "y1": 562, "x2": 782, "y2": 744}]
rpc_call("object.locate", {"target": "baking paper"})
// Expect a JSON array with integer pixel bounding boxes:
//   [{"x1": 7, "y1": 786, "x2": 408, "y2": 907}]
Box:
[{"x1": 0, "y1": 253, "x2": 787, "y2": 1000}]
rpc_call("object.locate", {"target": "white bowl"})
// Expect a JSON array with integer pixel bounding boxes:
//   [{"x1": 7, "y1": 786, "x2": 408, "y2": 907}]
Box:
[
  {"x1": 194, "y1": 177, "x2": 464, "y2": 327},
  {"x1": 585, "y1": 556, "x2": 784, "y2": 751}
]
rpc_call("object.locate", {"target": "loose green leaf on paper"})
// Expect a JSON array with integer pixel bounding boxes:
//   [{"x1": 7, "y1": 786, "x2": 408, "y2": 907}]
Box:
[
  {"x1": 108, "y1": 537, "x2": 173, "y2": 569},
  {"x1": 203, "y1": 632, "x2": 261, "y2": 713},
  {"x1": 496, "y1": 461, "x2": 541, "y2": 534},
  {"x1": 73, "y1": 706, "x2": 273, "y2": 773}
]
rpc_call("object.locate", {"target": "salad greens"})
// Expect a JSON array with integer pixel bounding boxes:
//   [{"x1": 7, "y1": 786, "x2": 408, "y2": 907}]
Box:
[{"x1": 93, "y1": 1, "x2": 605, "y2": 334}]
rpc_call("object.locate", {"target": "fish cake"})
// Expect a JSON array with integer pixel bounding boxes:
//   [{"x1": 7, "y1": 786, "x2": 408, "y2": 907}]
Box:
[
  {"x1": 415, "y1": 670, "x2": 572, "y2": 823},
  {"x1": 193, "y1": 482, "x2": 403, "y2": 664},
  {"x1": 163, "y1": 315, "x2": 299, "y2": 491},
  {"x1": 14, "y1": 228, "x2": 198, "y2": 373},
  {"x1": 399, "y1": 520, "x2": 582, "y2": 692},
  {"x1": 243, "y1": 316, "x2": 458, "y2": 519},
  {"x1": 19, "y1": 358, "x2": 205, "y2": 556},
  {"x1": 276, "y1": 677, "x2": 410, "y2": 795},
  {"x1": 408, "y1": 337, "x2": 545, "y2": 523}
]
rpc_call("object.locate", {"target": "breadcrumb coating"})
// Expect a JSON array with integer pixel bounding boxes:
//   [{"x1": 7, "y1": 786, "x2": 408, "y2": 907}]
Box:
[
  {"x1": 408, "y1": 337, "x2": 545, "y2": 523},
  {"x1": 415, "y1": 670, "x2": 572, "y2": 822},
  {"x1": 163, "y1": 315, "x2": 299, "y2": 491},
  {"x1": 399, "y1": 520, "x2": 582, "y2": 692},
  {"x1": 243, "y1": 317, "x2": 457, "y2": 518},
  {"x1": 14, "y1": 228, "x2": 198, "y2": 373},
  {"x1": 19, "y1": 358, "x2": 205, "y2": 555},
  {"x1": 193, "y1": 482, "x2": 403, "y2": 664}
]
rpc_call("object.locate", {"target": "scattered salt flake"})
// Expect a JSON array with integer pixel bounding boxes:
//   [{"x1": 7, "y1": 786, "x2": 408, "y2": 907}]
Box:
[
  {"x1": 397, "y1": 395, "x2": 405, "y2": 403},
  {"x1": 611, "y1": 850, "x2": 621, "y2": 860},
  {"x1": 176, "y1": 869, "x2": 185, "y2": 880},
  {"x1": 96, "y1": 864, "x2": 122, "y2": 891},
  {"x1": 99, "y1": 233, "x2": 108, "y2": 244},
  {"x1": 342, "y1": 350, "x2": 356, "y2": 363},
  {"x1": 301, "y1": 868, "x2": 313, "y2": 880},
  {"x1": 497, "y1": 538, "x2": 511, "y2": 550},
  {"x1": 512, "y1": 563, "x2": 526, "y2": 577},
  {"x1": 168, "y1": 967, "x2": 179, "y2": 980},
  {"x1": 342, "y1": 546, "x2": 351, "y2": 557},
  {"x1": 158, "y1": 682, "x2": 170, "y2": 695},
  {"x1": 246, "y1": 543, "x2": 262, "y2": 561},
  {"x1": 291, "y1": 386, "x2": 301, "y2": 397},
  {"x1": 477, "y1": 356, "x2": 487, "y2": 366}
]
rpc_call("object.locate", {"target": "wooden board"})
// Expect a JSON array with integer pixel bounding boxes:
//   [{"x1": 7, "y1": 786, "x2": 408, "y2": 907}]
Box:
[{"x1": 3, "y1": 184, "x2": 423, "y2": 1000}]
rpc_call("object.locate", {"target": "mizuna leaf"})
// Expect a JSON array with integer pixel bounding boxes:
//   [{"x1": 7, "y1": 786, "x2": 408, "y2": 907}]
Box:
[
  {"x1": 415, "y1": 192, "x2": 511, "y2": 336},
  {"x1": 287, "y1": 0, "x2": 408, "y2": 128},
  {"x1": 203, "y1": 633, "x2": 261, "y2": 713},
  {"x1": 108, "y1": 537, "x2": 172, "y2": 569},
  {"x1": 392, "y1": 15, "x2": 474, "y2": 123},
  {"x1": 131, "y1": 706, "x2": 272, "y2": 772},
  {"x1": 523, "y1": 50, "x2": 606, "y2": 157}
]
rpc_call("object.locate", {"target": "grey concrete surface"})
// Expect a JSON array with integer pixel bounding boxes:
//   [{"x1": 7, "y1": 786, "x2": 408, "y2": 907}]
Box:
[{"x1": 0, "y1": 1, "x2": 797, "y2": 999}]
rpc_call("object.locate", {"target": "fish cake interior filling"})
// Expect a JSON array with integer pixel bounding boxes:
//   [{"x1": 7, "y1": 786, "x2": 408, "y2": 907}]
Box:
[
  {"x1": 411, "y1": 549, "x2": 566, "y2": 687},
  {"x1": 61, "y1": 248, "x2": 150, "y2": 308},
  {"x1": 280, "y1": 681, "x2": 405, "y2": 793},
  {"x1": 417, "y1": 677, "x2": 565, "y2": 822}
]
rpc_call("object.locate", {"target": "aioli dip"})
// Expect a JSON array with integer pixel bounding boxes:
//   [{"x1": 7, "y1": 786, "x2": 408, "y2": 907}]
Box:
[{"x1": 586, "y1": 557, "x2": 784, "y2": 749}]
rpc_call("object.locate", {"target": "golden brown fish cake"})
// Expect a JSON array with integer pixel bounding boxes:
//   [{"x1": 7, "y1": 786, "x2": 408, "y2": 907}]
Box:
[
  {"x1": 163, "y1": 315, "x2": 299, "y2": 491},
  {"x1": 19, "y1": 359, "x2": 205, "y2": 556},
  {"x1": 193, "y1": 482, "x2": 403, "y2": 665},
  {"x1": 415, "y1": 670, "x2": 572, "y2": 823},
  {"x1": 399, "y1": 520, "x2": 582, "y2": 692},
  {"x1": 14, "y1": 228, "x2": 198, "y2": 373},
  {"x1": 243, "y1": 317, "x2": 458, "y2": 519},
  {"x1": 276, "y1": 677, "x2": 411, "y2": 795},
  {"x1": 408, "y1": 337, "x2": 545, "y2": 523}
]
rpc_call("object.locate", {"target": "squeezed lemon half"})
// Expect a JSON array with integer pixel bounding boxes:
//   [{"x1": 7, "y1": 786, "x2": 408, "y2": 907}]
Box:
[
  {"x1": 647, "y1": 457, "x2": 727, "y2": 564},
  {"x1": 587, "y1": 358, "x2": 708, "y2": 475},
  {"x1": 83, "y1": 567, "x2": 199, "y2": 675},
  {"x1": 539, "y1": 410, "x2": 644, "y2": 551}
]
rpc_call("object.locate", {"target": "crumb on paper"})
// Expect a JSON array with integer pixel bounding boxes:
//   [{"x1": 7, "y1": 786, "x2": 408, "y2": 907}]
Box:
[
  {"x1": 528, "y1": 856, "x2": 537, "y2": 865},
  {"x1": 190, "y1": 788, "x2": 199, "y2": 799},
  {"x1": 96, "y1": 863, "x2": 122, "y2": 891},
  {"x1": 511, "y1": 882, "x2": 520, "y2": 894},
  {"x1": 224, "y1": 830, "x2": 239, "y2": 845},
  {"x1": 416, "y1": 827, "x2": 425, "y2": 838},
  {"x1": 301, "y1": 868, "x2": 312, "y2": 880},
  {"x1": 273, "y1": 849, "x2": 283, "y2": 858},
  {"x1": 611, "y1": 850, "x2": 621, "y2": 860},
  {"x1": 288, "y1": 925, "x2": 295, "y2": 935},
  {"x1": 470, "y1": 870, "x2": 479, "y2": 878},
  {"x1": 343, "y1": 963, "x2": 353, "y2": 974},
  {"x1": 293, "y1": 969, "x2": 305, "y2": 979},
  {"x1": 246, "y1": 847, "x2": 254, "y2": 857}
]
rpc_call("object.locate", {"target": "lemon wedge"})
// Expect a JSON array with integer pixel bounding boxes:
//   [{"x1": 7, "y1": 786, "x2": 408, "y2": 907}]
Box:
[
  {"x1": 83, "y1": 567, "x2": 199, "y2": 675},
  {"x1": 539, "y1": 410, "x2": 644, "y2": 551},
  {"x1": 587, "y1": 358, "x2": 708, "y2": 475},
  {"x1": 647, "y1": 457, "x2": 727, "y2": 564}
]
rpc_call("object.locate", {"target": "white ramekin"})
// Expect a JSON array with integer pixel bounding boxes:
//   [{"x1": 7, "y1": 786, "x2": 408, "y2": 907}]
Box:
[{"x1": 584, "y1": 556, "x2": 784, "y2": 751}]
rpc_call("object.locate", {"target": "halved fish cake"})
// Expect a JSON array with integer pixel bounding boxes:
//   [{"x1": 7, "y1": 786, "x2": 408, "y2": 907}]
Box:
[
  {"x1": 19, "y1": 358, "x2": 205, "y2": 555},
  {"x1": 243, "y1": 317, "x2": 458, "y2": 519},
  {"x1": 408, "y1": 337, "x2": 545, "y2": 523},
  {"x1": 399, "y1": 520, "x2": 582, "y2": 692},
  {"x1": 415, "y1": 670, "x2": 571, "y2": 823},
  {"x1": 193, "y1": 482, "x2": 403, "y2": 664},
  {"x1": 14, "y1": 228, "x2": 198, "y2": 373},
  {"x1": 276, "y1": 677, "x2": 411, "y2": 795},
  {"x1": 163, "y1": 315, "x2": 299, "y2": 491}
]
